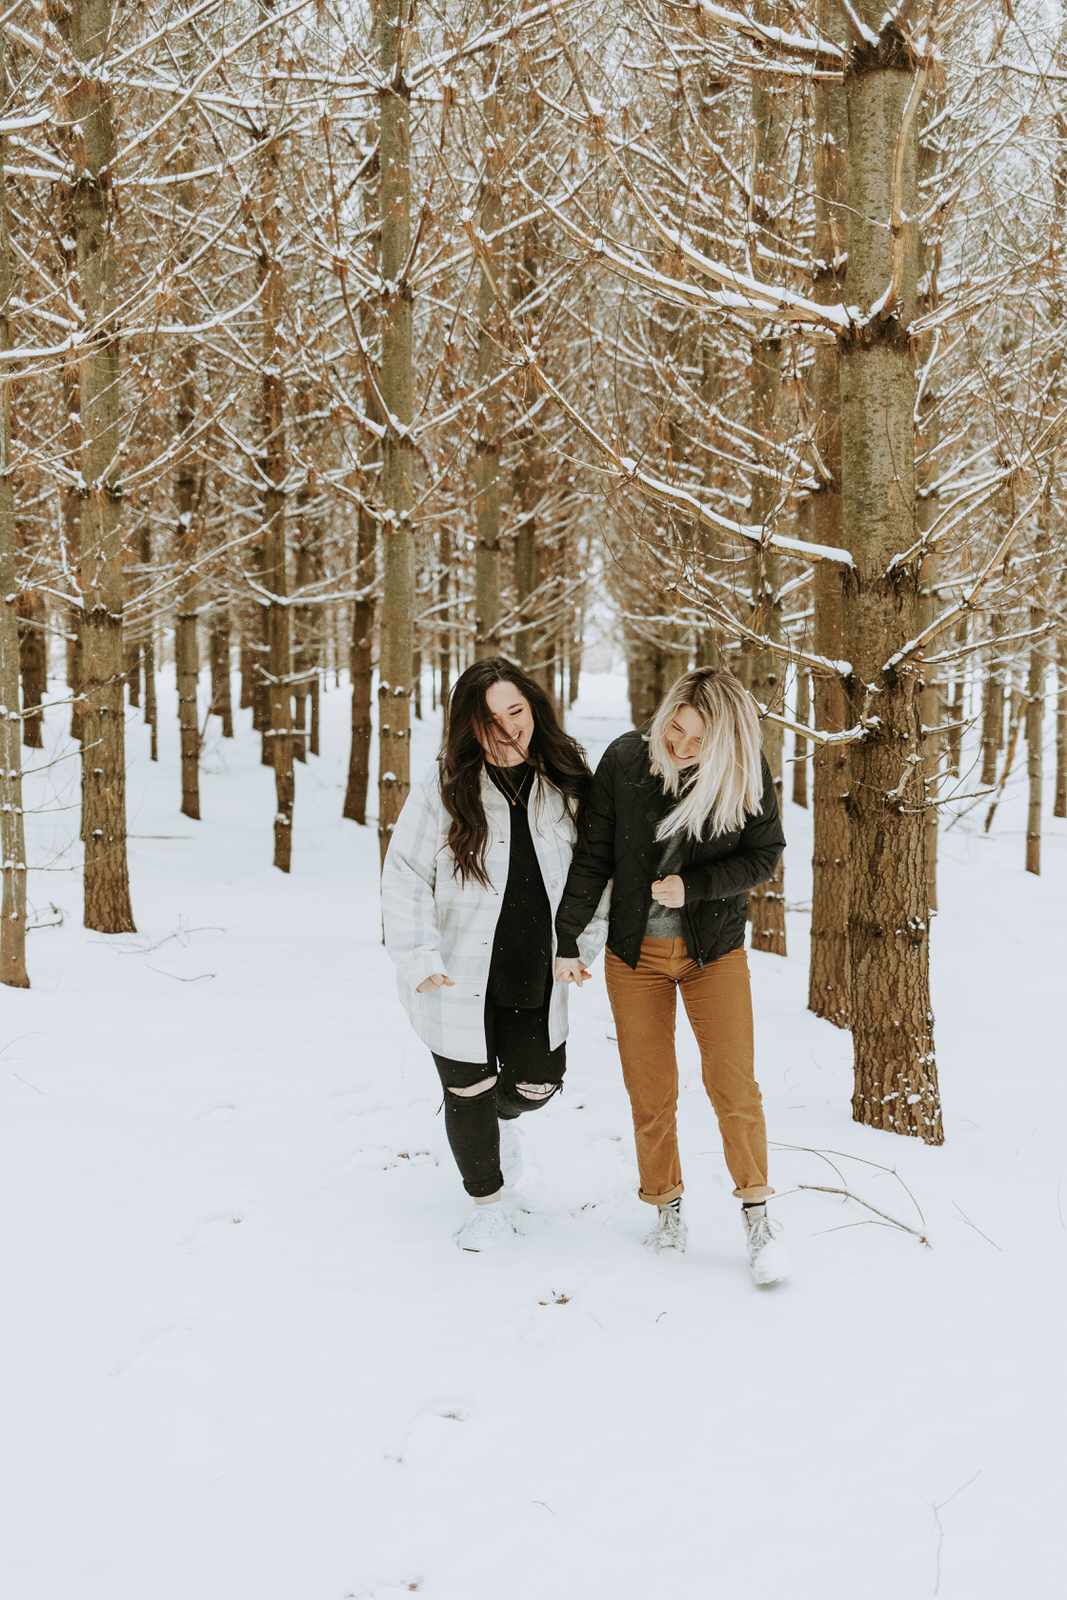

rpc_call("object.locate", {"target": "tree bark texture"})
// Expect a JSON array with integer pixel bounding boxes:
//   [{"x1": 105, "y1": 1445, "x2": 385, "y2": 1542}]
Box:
[
  {"x1": 344, "y1": 505, "x2": 377, "y2": 823},
  {"x1": 979, "y1": 611, "x2": 1005, "y2": 787},
  {"x1": 1024, "y1": 501, "x2": 1051, "y2": 875},
  {"x1": 344, "y1": 116, "x2": 380, "y2": 822},
  {"x1": 376, "y1": 0, "x2": 414, "y2": 866},
  {"x1": 839, "y1": 23, "x2": 940, "y2": 1143},
  {"x1": 257, "y1": 121, "x2": 293, "y2": 871},
  {"x1": 209, "y1": 614, "x2": 234, "y2": 737},
  {"x1": 139, "y1": 526, "x2": 157, "y2": 762},
  {"x1": 174, "y1": 340, "x2": 200, "y2": 820},
  {"x1": 71, "y1": 0, "x2": 135, "y2": 933},
  {"x1": 807, "y1": 0, "x2": 850, "y2": 1026},
  {"x1": 473, "y1": 37, "x2": 504, "y2": 660},
  {"x1": 0, "y1": 43, "x2": 29, "y2": 985},
  {"x1": 17, "y1": 588, "x2": 46, "y2": 749},
  {"x1": 746, "y1": 15, "x2": 789, "y2": 958},
  {"x1": 791, "y1": 670, "x2": 808, "y2": 809}
]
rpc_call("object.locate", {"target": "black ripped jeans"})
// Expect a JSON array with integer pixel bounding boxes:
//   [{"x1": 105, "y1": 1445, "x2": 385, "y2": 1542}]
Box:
[{"x1": 433, "y1": 987, "x2": 566, "y2": 1198}]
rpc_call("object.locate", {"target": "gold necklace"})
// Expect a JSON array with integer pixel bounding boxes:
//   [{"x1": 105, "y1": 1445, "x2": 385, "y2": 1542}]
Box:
[{"x1": 492, "y1": 762, "x2": 530, "y2": 807}]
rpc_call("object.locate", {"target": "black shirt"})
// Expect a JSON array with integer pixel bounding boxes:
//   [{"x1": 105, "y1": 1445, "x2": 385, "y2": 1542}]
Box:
[{"x1": 486, "y1": 762, "x2": 553, "y2": 1008}]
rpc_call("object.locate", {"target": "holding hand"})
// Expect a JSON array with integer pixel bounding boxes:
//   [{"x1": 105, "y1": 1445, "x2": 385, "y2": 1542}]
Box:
[
  {"x1": 651, "y1": 874, "x2": 685, "y2": 909},
  {"x1": 554, "y1": 956, "x2": 592, "y2": 987},
  {"x1": 416, "y1": 972, "x2": 455, "y2": 994}
]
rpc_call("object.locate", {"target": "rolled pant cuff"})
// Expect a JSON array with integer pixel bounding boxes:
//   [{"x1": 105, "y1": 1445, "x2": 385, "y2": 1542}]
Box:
[
  {"x1": 733, "y1": 1184, "x2": 774, "y2": 1202},
  {"x1": 639, "y1": 1182, "x2": 684, "y2": 1206}
]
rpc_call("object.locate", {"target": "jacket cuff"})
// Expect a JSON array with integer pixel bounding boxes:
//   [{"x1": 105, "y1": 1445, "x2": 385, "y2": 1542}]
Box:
[
  {"x1": 677, "y1": 869, "x2": 701, "y2": 904},
  {"x1": 554, "y1": 930, "x2": 581, "y2": 959},
  {"x1": 401, "y1": 952, "x2": 446, "y2": 990}
]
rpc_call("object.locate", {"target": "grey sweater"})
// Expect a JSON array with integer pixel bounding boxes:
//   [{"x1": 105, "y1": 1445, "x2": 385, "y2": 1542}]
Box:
[{"x1": 644, "y1": 828, "x2": 687, "y2": 938}]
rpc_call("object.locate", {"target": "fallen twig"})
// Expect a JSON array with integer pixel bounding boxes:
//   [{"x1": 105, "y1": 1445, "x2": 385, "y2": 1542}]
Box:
[{"x1": 798, "y1": 1185, "x2": 931, "y2": 1247}]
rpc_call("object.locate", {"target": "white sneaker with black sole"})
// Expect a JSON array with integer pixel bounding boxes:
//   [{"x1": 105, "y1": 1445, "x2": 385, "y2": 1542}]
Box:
[
  {"x1": 455, "y1": 1205, "x2": 508, "y2": 1252},
  {"x1": 645, "y1": 1199, "x2": 687, "y2": 1252},
  {"x1": 499, "y1": 1119, "x2": 523, "y2": 1187},
  {"x1": 742, "y1": 1204, "x2": 791, "y2": 1285}
]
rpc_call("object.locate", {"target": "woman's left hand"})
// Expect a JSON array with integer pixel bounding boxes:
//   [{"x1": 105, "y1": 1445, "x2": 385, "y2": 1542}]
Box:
[{"x1": 651, "y1": 875, "x2": 685, "y2": 909}]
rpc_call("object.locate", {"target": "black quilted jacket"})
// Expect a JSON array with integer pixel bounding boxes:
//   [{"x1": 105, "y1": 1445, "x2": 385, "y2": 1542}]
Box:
[{"x1": 555, "y1": 729, "x2": 786, "y2": 970}]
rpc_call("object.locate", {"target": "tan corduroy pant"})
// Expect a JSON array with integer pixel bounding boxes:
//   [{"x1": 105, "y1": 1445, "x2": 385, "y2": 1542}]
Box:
[{"x1": 605, "y1": 937, "x2": 773, "y2": 1205}]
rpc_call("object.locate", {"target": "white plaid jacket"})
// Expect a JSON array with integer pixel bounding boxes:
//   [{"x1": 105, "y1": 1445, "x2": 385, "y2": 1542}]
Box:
[{"x1": 382, "y1": 764, "x2": 608, "y2": 1063}]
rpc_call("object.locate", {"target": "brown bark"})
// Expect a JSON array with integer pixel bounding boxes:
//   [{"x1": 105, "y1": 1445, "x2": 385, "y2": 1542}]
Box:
[
  {"x1": 839, "y1": 17, "x2": 940, "y2": 1142},
  {"x1": 258, "y1": 146, "x2": 293, "y2": 869},
  {"x1": 438, "y1": 522, "x2": 452, "y2": 716},
  {"x1": 746, "y1": 16, "x2": 789, "y2": 959},
  {"x1": 209, "y1": 614, "x2": 234, "y2": 738},
  {"x1": 71, "y1": 0, "x2": 135, "y2": 933},
  {"x1": 376, "y1": 0, "x2": 415, "y2": 865},
  {"x1": 473, "y1": 31, "x2": 505, "y2": 661},
  {"x1": 791, "y1": 670, "x2": 809, "y2": 809},
  {"x1": 139, "y1": 527, "x2": 157, "y2": 762},
  {"x1": 807, "y1": 0, "x2": 850, "y2": 1027},
  {"x1": 979, "y1": 612, "x2": 1005, "y2": 787},
  {"x1": 0, "y1": 39, "x2": 29, "y2": 986},
  {"x1": 344, "y1": 108, "x2": 380, "y2": 824},
  {"x1": 344, "y1": 502, "x2": 377, "y2": 824},
  {"x1": 1024, "y1": 503, "x2": 1050, "y2": 875},
  {"x1": 17, "y1": 589, "x2": 46, "y2": 749},
  {"x1": 174, "y1": 361, "x2": 200, "y2": 820}
]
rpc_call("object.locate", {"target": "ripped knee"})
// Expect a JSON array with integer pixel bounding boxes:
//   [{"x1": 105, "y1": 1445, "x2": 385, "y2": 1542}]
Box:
[
  {"x1": 516, "y1": 1081, "x2": 557, "y2": 1103},
  {"x1": 447, "y1": 1076, "x2": 498, "y2": 1099}
]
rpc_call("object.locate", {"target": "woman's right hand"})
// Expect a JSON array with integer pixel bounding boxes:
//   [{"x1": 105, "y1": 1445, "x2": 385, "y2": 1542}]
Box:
[
  {"x1": 416, "y1": 972, "x2": 455, "y2": 993},
  {"x1": 554, "y1": 957, "x2": 592, "y2": 987}
]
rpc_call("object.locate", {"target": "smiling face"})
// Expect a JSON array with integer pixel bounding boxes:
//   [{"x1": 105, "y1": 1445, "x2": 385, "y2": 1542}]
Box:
[
  {"x1": 664, "y1": 704, "x2": 706, "y2": 768},
  {"x1": 478, "y1": 680, "x2": 535, "y2": 767}
]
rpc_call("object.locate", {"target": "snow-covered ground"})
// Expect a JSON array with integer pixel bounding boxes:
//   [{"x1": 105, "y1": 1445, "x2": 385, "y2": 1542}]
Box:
[{"x1": 4, "y1": 669, "x2": 1064, "y2": 1600}]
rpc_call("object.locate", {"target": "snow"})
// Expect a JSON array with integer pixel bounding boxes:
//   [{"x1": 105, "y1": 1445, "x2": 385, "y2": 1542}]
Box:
[{"x1": 5, "y1": 668, "x2": 1064, "y2": 1599}]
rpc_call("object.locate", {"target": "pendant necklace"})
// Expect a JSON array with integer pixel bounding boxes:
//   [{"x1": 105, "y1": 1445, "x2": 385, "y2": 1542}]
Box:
[{"x1": 493, "y1": 762, "x2": 530, "y2": 808}]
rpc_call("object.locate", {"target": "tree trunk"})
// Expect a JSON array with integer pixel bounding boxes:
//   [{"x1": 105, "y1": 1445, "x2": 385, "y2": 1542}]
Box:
[
  {"x1": 174, "y1": 320, "x2": 200, "y2": 820},
  {"x1": 979, "y1": 611, "x2": 1005, "y2": 787},
  {"x1": 124, "y1": 641, "x2": 140, "y2": 707},
  {"x1": 71, "y1": 0, "x2": 135, "y2": 934},
  {"x1": 746, "y1": 13, "x2": 789, "y2": 958},
  {"x1": 807, "y1": 2, "x2": 850, "y2": 1026},
  {"x1": 258, "y1": 146, "x2": 293, "y2": 868},
  {"x1": 376, "y1": 0, "x2": 415, "y2": 865},
  {"x1": 945, "y1": 616, "x2": 967, "y2": 778},
  {"x1": 438, "y1": 522, "x2": 452, "y2": 714},
  {"x1": 1024, "y1": 500, "x2": 1051, "y2": 875},
  {"x1": 791, "y1": 669, "x2": 808, "y2": 809},
  {"x1": 344, "y1": 504, "x2": 377, "y2": 823},
  {"x1": 140, "y1": 527, "x2": 157, "y2": 762},
  {"x1": 17, "y1": 588, "x2": 46, "y2": 749},
  {"x1": 839, "y1": 18, "x2": 940, "y2": 1142},
  {"x1": 474, "y1": 26, "x2": 505, "y2": 661},
  {"x1": 0, "y1": 44, "x2": 29, "y2": 986},
  {"x1": 344, "y1": 111, "x2": 380, "y2": 824},
  {"x1": 209, "y1": 613, "x2": 234, "y2": 737}
]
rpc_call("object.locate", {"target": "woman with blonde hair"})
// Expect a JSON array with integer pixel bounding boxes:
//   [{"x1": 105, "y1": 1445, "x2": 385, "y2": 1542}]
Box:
[{"x1": 554, "y1": 667, "x2": 790, "y2": 1283}]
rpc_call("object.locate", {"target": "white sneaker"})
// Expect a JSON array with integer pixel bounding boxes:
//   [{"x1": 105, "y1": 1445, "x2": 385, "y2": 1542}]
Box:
[
  {"x1": 455, "y1": 1204, "x2": 508, "y2": 1252},
  {"x1": 499, "y1": 1120, "x2": 523, "y2": 1187},
  {"x1": 645, "y1": 1201, "x2": 687, "y2": 1252},
  {"x1": 742, "y1": 1204, "x2": 791, "y2": 1285}
]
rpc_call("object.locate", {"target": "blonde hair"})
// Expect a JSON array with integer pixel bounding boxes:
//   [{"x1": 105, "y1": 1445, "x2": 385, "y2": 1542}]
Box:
[{"x1": 648, "y1": 668, "x2": 763, "y2": 840}]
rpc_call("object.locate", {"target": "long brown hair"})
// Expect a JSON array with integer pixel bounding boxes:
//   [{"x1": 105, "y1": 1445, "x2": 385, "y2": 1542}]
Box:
[{"x1": 439, "y1": 658, "x2": 591, "y2": 886}]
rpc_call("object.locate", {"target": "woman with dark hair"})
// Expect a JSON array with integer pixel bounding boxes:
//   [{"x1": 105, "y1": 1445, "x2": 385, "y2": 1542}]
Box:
[
  {"x1": 554, "y1": 667, "x2": 791, "y2": 1285},
  {"x1": 382, "y1": 658, "x2": 605, "y2": 1251}
]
